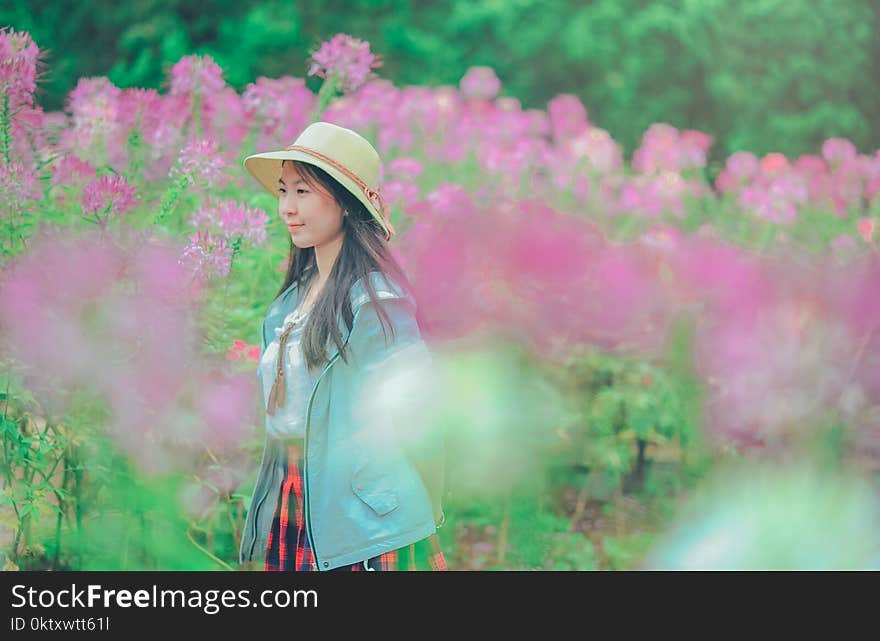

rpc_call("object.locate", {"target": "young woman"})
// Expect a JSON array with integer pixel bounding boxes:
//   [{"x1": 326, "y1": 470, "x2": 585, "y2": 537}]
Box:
[{"x1": 239, "y1": 122, "x2": 446, "y2": 571}]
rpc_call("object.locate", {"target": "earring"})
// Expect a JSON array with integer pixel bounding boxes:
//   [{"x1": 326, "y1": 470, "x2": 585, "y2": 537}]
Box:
[{"x1": 343, "y1": 210, "x2": 350, "y2": 217}]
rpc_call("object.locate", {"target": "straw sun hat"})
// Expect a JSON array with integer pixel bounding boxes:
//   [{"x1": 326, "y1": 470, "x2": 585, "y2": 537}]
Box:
[{"x1": 243, "y1": 121, "x2": 395, "y2": 241}]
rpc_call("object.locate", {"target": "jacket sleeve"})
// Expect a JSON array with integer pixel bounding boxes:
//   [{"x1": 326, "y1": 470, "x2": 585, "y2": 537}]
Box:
[{"x1": 347, "y1": 299, "x2": 446, "y2": 523}]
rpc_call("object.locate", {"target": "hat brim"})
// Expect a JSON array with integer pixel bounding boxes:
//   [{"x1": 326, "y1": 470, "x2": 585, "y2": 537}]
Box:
[{"x1": 243, "y1": 150, "x2": 391, "y2": 240}]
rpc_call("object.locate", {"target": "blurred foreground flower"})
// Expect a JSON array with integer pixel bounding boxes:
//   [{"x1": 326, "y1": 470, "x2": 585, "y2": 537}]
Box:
[
  {"x1": 0, "y1": 229, "x2": 255, "y2": 473},
  {"x1": 643, "y1": 462, "x2": 880, "y2": 570}
]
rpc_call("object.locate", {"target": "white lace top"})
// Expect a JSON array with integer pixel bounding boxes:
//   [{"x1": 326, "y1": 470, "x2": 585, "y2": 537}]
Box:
[{"x1": 258, "y1": 305, "x2": 322, "y2": 439}]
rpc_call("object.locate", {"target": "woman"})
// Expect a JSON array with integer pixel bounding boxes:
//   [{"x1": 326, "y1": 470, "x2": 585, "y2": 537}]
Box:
[{"x1": 239, "y1": 122, "x2": 446, "y2": 571}]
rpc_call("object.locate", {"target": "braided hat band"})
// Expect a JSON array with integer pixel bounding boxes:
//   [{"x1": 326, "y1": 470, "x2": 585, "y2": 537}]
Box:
[
  {"x1": 284, "y1": 144, "x2": 396, "y2": 241},
  {"x1": 243, "y1": 122, "x2": 396, "y2": 242}
]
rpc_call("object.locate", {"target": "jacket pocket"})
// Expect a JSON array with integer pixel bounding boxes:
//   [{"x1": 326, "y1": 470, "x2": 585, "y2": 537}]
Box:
[{"x1": 351, "y1": 463, "x2": 400, "y2": 516}]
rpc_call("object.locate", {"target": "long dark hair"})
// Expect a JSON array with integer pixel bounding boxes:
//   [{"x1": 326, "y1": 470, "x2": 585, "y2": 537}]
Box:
[{"x1": 275, "y1": 159, "x2": 415, "y2": 371}]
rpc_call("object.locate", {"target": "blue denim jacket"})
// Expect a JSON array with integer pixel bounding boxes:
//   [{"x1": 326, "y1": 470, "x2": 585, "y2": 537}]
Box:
[{"x1": 239, "y1": 271, "x2": 442, "y2": 569}]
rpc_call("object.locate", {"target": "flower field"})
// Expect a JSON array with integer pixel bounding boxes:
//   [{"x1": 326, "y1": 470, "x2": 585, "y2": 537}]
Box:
[{"x1": 1, "y1": 27, "x2": 879, "y2": 570}]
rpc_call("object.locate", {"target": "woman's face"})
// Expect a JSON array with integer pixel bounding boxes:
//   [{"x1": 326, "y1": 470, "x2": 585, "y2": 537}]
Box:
[{"x1": 278, "y1": 162, "x2": 345, "y2": 249}]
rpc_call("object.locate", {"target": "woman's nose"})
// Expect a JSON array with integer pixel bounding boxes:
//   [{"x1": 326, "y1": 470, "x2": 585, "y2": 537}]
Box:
[{"x1": 280, "y1": 201, "x2": 296, "y2": 218}]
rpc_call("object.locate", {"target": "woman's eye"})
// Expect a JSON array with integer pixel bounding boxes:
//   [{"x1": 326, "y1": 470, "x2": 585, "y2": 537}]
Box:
[
  {"x1": 278, "y1": 188, "x2": 286, "y2": 194},
  {"x1": 297, "y1": 189, "x2": 307, "y2": 194}
]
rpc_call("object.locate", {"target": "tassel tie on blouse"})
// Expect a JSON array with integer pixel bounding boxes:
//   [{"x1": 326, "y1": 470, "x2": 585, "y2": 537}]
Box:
[{"x1": 266, "y1": 319, "x2": 301, "y2": 417}]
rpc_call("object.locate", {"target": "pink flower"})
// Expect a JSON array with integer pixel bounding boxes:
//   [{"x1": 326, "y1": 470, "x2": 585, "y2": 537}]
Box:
[
  {"x1": 830, "y1": 234, "x2": 857, "y2": 254},
  {"x1": 388, "y1": 157, "x2": 423, "y2": 181},
  {"x1": 632, "y1": 123, "x2": 709, "y2": 174},
  {"x1": 117, "y1": 87, "x2": 162, "y2": 131},
  {"x1": 245, "y1": 345, "x2": 261, "y2": 363},
  {"x1": 760, "y1": 153, "x2": 789, "y2": 177},
  {"x1": 175, "y1": 137, "x2": 226, "y2": 188},
  {"x1": 680, "y1": 129, "x2": 713, "y2": 155},
  {"x1": 425, "y1": 183, "x2": 473, "y2": 216},
  {"x1": 547, "y1": 94, "x2": 589, "y2": 141},
  {"x1": 242, "y1": 76, "x2": 315, "y2": 146},
  {"x1": 50, "y1": 155, "x2": 96, "y2": 186},
  {"x1": 169, "y1": 54, "x2": 226, "y2": 96},
  {"x1": 0, "y1": 162, "x2": 41, "y2": 213},
  {"x1": 381, "y1": 181, "x2": 421, "y2": 211},
  {"x1": 862, "y1": 153, "x2": 880, "y2": 202},
  {"x1": 232, "y1": 339, "x2": 247, "y2": 352},
  {"x1": 716, "y1": 151, "x2": 759, "y2": 194},
  {"x1": 64, "y1": 76, "x2": 123, "y2": 137},
  {"x1": 0, "y1": 27, "x2": 43, "y2": 109},
  {"x1": 307, "y1": 33, "x2": 382, "y2": 93},
  {"x1": 857, "y1": 218, "x2": 875, "y2": 243},
  {"x1": 179, "y1": 230, "x2": 233, "y2": 280},
  {"x1": 821, "y1": 138, "x2": 858, "y2": 169},
  {"x1": 459, "y1": 66, "x2": 502, "y2": 101},
  {"x1": 61, "y1": 77, "x2": 125, "y2": 168},
  {"x1": 189, "y1": 197, "x2": 269, "y2": 246},
  {"x1": 81, "y1": 174, "x2": 138, "y2": 218}
]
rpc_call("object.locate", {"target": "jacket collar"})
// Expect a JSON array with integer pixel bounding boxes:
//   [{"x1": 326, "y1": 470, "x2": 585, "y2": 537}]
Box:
[{"x1": 263, "y1": 270, "x2": 414, "y2": 360}]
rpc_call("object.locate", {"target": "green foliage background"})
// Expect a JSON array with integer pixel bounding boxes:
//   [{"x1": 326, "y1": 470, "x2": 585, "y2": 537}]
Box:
[{"x1": 4, "y1": 0, "x2": 879, "y2": 161}]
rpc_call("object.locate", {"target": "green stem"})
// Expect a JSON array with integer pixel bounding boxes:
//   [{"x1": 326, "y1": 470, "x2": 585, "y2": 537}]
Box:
[
  {"x1": 495, "y1": 489, "x2": 511, "y2": 568},
  {"x1": 186, "y1": 525, "x2": 235, "y2": 570},
  {"x1": 1, "y1": 92, "x2": 10, "y2": 164},
  {"x1": 224, "y1": 499, "x2": 237, "y2": 547},
  {"x1": 313, "y1": 78, "x2": 341, "y2": 122},
  {"x1": 52, "y1": 457, "x2": 69, "y2": 569},
  {"x1": 756, "y1": 221, "x2": 776, "y2": 254}
]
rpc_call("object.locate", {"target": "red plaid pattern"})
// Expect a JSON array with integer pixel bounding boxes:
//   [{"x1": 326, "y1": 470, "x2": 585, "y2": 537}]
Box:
[{"x1": 265, "y1": 442, "x2": 447, "y2": 571}]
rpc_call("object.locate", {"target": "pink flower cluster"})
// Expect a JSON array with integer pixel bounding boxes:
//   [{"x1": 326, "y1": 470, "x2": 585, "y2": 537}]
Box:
[
  {"x1": 618, "y1": 172, "x2": 708, "y2": 219},
  {"x1": 307, "y1": 33, "x2": 382, "y2": 93},
  {"x1": 56, "y1": 60, "x2": 246, "y2": 182},
  {"x1": 0, "y1": 27, "x2": 48, "y2": 166},
  {"x1": 81, "y1": 174, "x2": 138, "y2": 219},
  {"x1": 632, "y1": 123, "x2": 713, "y2": 174},
  {"x1": 716, "y1": 144, "x2": 880, "y2": 223},
  {"x1": 189, "y1": 196, "x2": 269, "y2": 246}
]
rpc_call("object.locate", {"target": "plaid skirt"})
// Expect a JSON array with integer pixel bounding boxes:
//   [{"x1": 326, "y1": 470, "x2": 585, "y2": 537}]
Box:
[{"x1": 265, "y1": 440, "x2": 447, "y2": 571}]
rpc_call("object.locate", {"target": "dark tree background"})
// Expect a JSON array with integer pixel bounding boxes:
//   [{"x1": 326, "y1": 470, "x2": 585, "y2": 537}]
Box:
[{"x1": 4, "y1": 0, "x2": 878, "y2": 161}]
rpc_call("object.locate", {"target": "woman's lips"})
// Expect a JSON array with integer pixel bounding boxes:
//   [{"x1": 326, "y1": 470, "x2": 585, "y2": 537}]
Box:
[{"x1": 287, "y1": 224, "x2": 305, "y2": 231}]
